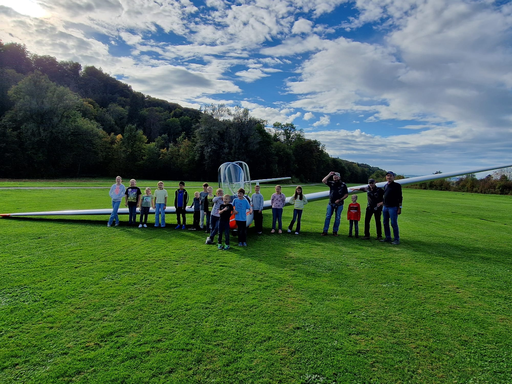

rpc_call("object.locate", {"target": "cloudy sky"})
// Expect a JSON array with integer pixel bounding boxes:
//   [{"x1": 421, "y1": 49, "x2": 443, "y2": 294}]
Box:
[{"x1": 1, "y1": 0, "x2": 512, "y2": 175}]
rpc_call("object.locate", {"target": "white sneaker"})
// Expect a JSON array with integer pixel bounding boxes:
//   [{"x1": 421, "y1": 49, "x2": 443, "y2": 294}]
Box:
[
  {"x1": 143, "y1": 224, "x2": 147, "y2": 228},
  {"x1": 287, "y1": 229, "x2": 292, "y2": 233},
  {"x1": 138, "y1": 224, "x2": 142, "y2": 228},
  {"x1": 295, "y1": 232, "x2": 299, "y2": 235}
]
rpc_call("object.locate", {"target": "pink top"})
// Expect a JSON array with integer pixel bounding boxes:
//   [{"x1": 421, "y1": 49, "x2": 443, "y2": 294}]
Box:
[{"x1": 271, "y1": 193, "x2": 286, "y2": 209}]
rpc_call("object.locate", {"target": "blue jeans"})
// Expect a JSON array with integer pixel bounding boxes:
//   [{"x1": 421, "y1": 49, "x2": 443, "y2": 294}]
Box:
[
  {"x1": 218, "y1": 220, "x2": 230, "y2": 245},
  {"x1": 209, "y1": 215, "x2": 220, "y2": 240},
  {"x1": 288, "y1": 209, "x2": 303, "y2": 232},
  {"x1": 272, "y1": 208, "x2": 283, "y2": 230},
  {"x1": 155, "y1": 203, "x2": 166, "y2": 227},
  {"x1": 323, "y1": 203, "x2": 343, "y2": 233},
  {"x1": 128, "y1": 204, "x2": 137, "y2": 224},
  {"x1": 383, "y1": 206, "x2": 399, "y2": 241},
  {"x1": 108, "y1": 200, "x2": 121, "y2": 226}
]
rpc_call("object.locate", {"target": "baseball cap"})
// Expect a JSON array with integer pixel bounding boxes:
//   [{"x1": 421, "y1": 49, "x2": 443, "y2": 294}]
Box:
[{"x1": 386, "y1": 171, "x2": 395, "y2": 176}]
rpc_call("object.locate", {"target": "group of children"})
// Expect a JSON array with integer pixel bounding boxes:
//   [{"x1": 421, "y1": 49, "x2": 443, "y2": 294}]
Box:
[{"x1": 108, "y1": 177, "x2": 364, "y2": 249}]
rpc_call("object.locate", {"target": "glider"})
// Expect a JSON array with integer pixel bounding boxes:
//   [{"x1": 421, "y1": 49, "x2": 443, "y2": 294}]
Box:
[{"x1": 1, "y1": 162, "x2": 511, "y2": 228}]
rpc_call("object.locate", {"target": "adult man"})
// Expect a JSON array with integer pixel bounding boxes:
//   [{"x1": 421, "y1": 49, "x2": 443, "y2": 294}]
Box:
[
  {"x1": 321, "y1": 171, "x2": 348, "y2": 236},
  {"x1": 380, "y1": 171, "x2": 402, "y2": 245},
  {"x1": 353, "y1": 179, "x2": 384, "y2": 240}
]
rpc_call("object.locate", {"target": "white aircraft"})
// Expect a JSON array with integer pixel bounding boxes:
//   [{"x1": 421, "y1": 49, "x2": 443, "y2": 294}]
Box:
[{"x1": 1, "y1": 162, "x2": 511, "y2": 228}]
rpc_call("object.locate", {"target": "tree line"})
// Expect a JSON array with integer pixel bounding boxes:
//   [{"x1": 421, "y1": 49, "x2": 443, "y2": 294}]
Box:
[
  {"x1": 0, "y1": 41, "x2": 387, "y2": 183},
  {"x1": 407, "y1": 173, "x2": 512, "y2": 195}
]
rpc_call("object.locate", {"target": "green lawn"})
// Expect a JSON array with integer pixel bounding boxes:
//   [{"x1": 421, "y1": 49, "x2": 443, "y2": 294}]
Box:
[{"x1": 1, "y1": 182, "x2": 511, "y2": 383}]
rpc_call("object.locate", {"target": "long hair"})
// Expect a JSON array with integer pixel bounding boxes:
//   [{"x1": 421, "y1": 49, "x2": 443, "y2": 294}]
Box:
[{"x1": 293, "y1": 185, "x2": 304, "y2": 200}]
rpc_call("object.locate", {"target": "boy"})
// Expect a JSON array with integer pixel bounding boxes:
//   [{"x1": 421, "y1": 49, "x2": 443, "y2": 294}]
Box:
[
  {"x1": 174, "y1": 181, "x2": 189, "y2": 229},
  {"x1": 347, "y1": 194, "x2": 361, "y2": 238},
  {"x1": 154, "y1": 181, "x2": 168, "y2": 227},
  {"x1": 251, "y1": 184, "x2": 264, "y2": 234},
  {"x1": 233, "y1": 188, "x2": 253, "y2": 246},
  {"x1": 205, "y1": 188, "x2": 224, "y2": 244},
  {"x1": 199, "y1": 183, "x2": 209, "y2": 229},
  {"x1": 217, "y1": 194, "x2": 234, "y2": 250},
  {"x1": 125, "y1": 179, "x2": 142, "y2": 226},
  {"x1": 188, "y1": 191, "x2": 201, "y2": 231}
]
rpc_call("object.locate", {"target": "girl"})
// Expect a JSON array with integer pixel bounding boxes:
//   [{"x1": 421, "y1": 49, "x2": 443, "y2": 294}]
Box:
[
  {"x1": 107, "y1": 176, "x2": 125, "y2": 227},
  {"x1": 139, "y1": 187, "x2": 153, "y2": 228},
  {"x1": 270, "y1": 185, "x2": 286, "y2": 234},
  {"x1": 287, "y1": 186, "x2": 308, "y2": 235}
]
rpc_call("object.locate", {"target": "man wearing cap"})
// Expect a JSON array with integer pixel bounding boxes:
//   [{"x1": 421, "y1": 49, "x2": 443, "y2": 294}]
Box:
[
  {"x1": 381, "y1": 171, "x2": 402, "y2": 245},
  {"x1": 352, "y1": 179, "x2": 384, "y2": 240},
  {"x1": 321, "y1": 171, "x2": 349, "y2": 236}
]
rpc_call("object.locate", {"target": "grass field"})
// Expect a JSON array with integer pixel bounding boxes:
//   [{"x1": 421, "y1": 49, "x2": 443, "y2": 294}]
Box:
[{"x1": 1, "y1": 181, "x2": 511, "y2": 383}]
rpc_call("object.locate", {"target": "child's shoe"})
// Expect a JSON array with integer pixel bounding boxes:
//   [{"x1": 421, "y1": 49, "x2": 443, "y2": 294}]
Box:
[
  {"x1": 138, "y1": 224, "x2": 143, "y2": 228},
  {"x1": 143, "y1": 224, "x2": 147, "y2": 228},
  {"x1": 243, "y1": 242, "x2": 247, "y2": 247},
  {"x1": 238, "y1": 242, "x2": 243, "y2": 246},
  {"x1": 278, "y1": 229, "x2": 282, "y2": 234},
  {"x1": 270, "y1": 229, "x2": 275, "y2": 234},
  {"x1": 218, "y1": 244, "x2": 223, "y2": 250},
  {"x1": 287, "y1": 228, "x2": 292, "y2": 233},
  {"x1": 295, "y1": 232, "x2": 299, "y2": 235},
  {"x1": 175, "y1": 225, "x2": 181, "y2": 229},
  {"x1": 223, "y1": 245, "x2": 230, "y2": 250},
  {"x1": 205, "y1": 237, "x2": 214, "y2": 245},
  {"x1": 182, "y1": 225, "x2": 186, "y2": 230}
]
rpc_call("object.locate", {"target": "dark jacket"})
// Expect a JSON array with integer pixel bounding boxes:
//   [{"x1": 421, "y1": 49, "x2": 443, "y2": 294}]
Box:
[{"x1": 383, "y1": 182, "x2": 402, "y2": 208}]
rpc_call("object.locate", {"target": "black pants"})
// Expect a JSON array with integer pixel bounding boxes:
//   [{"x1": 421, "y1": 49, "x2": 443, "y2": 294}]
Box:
[
  {"x1": 364, "y1": 206, "x2": 382, "y2": 238},
  {"x1": 192, "y1": 210, "x2": 200, "y2": 229},
  {"x1": 254, "y1": 210, "x2": 263, "y2": 233},
  {"x1": 139, "y1": 206, "x2": 150, "y2": 224},
  {"x1": 176, "y1": 207, "x2": 186, "y2": 225},
  {"x1": 218, "y1": 220, "x2": 230, "y2": 245},
  {"x1": 237, "y1": 220, "x2": 247, "y2": 243}
]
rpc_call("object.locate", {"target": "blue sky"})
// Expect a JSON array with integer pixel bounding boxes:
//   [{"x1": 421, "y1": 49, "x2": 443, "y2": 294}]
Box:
[{"x1": 1, "y1": 0, "x2": 512, "y2": 175}]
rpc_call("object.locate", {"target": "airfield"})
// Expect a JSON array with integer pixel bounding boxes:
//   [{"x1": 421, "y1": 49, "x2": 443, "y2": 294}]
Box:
[{"x1": 1, "y1": 181, "x2": 511, "y2": 383}]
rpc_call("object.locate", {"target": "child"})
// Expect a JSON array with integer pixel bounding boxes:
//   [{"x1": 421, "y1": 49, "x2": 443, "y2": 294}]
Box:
[
  {"x1": 270, "y1": 185, "x2": 286, "y2": 234},
  {"x1": 251, "y1": 184, "x2": 264, "y2": 234},
  {"x1": 205, "y1": 189, "x2": 224, "y2": 245},
  {"x1": 188, "y1": 191, "x2": 201, "y2": 231},
  {"x1": 287, "y1": 186, "x2": 308, "y2": 235},
  {"x1": 125, "y1": 179, "x2": 142, "y2": 226},
  {"x1": 203, "y1": 186, "x2": 213, "y2": 233},
  {"x1": 199, "y1": 183, "x2": 209, "y2": 229},
  {"x1": 233, "y1": 188, "x2": 253, "y2": 246},
  {"x1": 139, "y1": 187, "x2": 152, "y2": 228},
  {"x1": 174, "y1": 181, "x2": 189, "y2": 229},
  {"x1": 347, "y1": 194, "x2": 361, "y2": 238},
  {"x1": 217, "y1": 194, "x2": 234, "y2": 250},
  {"x1": 107, "y1": 176, "x2": 126, "y2": 227},
  {"x1": 154, "y1": 181, "x2": 168, "y2": 228}
]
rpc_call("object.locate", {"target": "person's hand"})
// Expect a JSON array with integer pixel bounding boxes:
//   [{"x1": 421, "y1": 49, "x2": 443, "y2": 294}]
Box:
[{"x1": 398, "y1": 208, "x2": 402, "y2": 215}]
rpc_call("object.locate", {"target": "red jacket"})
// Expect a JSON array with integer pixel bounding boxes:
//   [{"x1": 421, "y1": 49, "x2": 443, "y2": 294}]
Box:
[{"x1": 347, "y1": 203, "x2": 361, "y2": 221}]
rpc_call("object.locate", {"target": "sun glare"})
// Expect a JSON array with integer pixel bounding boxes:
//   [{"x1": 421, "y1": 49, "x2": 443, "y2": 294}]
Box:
[{"x1": 0, "y1": 0, "x2": 50, "y2": 18}]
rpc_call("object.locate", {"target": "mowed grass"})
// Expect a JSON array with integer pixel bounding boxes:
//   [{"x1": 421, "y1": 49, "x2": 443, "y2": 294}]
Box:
[{"x1": 0, "y1": 182, "x2": 511, "y2": 383}]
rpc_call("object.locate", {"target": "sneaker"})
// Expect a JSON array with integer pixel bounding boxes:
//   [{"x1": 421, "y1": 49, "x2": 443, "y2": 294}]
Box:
[
  {"x1": 154, "y1": 224, "x2": 159, "y2": 227},
  {"x1": 205, "y1": 237, "x2": 214, "y2": 245},
  {"x1": 143, "y1": 224, "x2": 147, "y2": 228},
  {"x1": 380, "y1": 238, "x2": 392, "y2": 243},
  {"x1": 243, "y1": 242, "x2": 247, "y2": 247},
  {"x1": 376, "y1": 236, "x2": 383, "y2": 240},
  {"x1": 278, "y1": 229, "x2": 282, "y2": 234},
  {"x1": 238, "y1": 242, "x2": 243, "y2": 246},
  {"x1": 182, "y1": 225, "x2": 186, "y2": 230},
  {"x1": 188, "y1": 227, "x2": 196, "y2": 231},
  {"x1": 223, "y1": 245, "x2": 230, "y2": 250},
  {"x1": 287, "y1": 229, "x2": 292, "y2": 233},
  {"x1": 115, "y1": 222, "x2": 119, "y2": 226},
  {"x1": 271, "y1": 229, "x2": 275, "y2": 234},
  {"x1": 295, "y1": 232, "x2": 299, "y2": 235},
  {"x1": 321, "y1": 232, "x2": 327, "y2": 236},
  {"x1": 175, "y1": 225, "x2": 181, "y2": 229},
  {"x1": 218, "y1": 244, "x2": 223, "y2": 250},
  {"x1": 391, "y1": 240, "x2": 400, "y2": 245},
  {"x1": 333, "y1": 232, "x2": 338, "y2": 237},
  {"x1": 138, "y1": 224, "x2": 143, "y2": 228},
  {"x1": 257, "y1": 232, "x2": 262, "y2": 235},
  {"x1": 107, "y1": 223, "x2": 111, "y2": 227}
]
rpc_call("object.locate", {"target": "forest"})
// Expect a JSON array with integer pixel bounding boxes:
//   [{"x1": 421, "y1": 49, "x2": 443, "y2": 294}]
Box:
[{"x1": 0, "y1": 41, "x2": 386, "y2": 183}]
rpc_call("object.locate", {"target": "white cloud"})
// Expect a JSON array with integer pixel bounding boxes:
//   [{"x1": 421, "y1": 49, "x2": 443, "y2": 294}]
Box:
[
  {"x1": 292, "y1": 18, "x2": 313, "y2": 34},
  {"x1": 303, "y1": 112, "x2": 315, "y2": 120},
  {"x1": 240, "y1": 101, "x2": 301, "y2": 125},
  {"x1": 312, "y1": 115, "x2": 330, "y2": 127}
]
